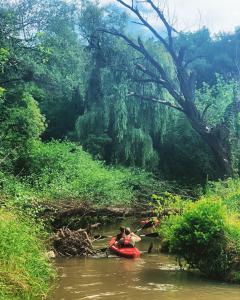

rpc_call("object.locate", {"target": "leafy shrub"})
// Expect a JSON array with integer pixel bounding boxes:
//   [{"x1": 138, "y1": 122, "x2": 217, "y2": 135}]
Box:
[
  {"x1": 159, "y1": 199, "x2": 240, "y2": 281},
  {"x1": 150, "y1": 192, "x2": 188, "y2": 215},
  {"x1": 24, "y1": 141, "x2": 134, "y2": 206},
  {"x1": 0, "y1": 209, "x2": 55, "y2": 299}
]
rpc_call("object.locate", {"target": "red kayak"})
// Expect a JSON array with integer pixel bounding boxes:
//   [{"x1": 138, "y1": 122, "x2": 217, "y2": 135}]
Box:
[{"x1": 109, "y1": 237, "x2": 141, "y2": 259}]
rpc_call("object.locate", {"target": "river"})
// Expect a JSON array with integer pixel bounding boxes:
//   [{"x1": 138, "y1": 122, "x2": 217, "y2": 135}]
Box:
[{"x1": 50, "y1": 223, "x2": 240, "y2": 300}]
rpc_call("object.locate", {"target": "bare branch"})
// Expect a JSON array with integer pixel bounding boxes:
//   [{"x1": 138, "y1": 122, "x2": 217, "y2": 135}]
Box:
[
  {"x1": 131, "y1": 21, "x2": 145, "y2": 26},
  {"x1": 116, "y1": 0, "x2": 169, "y2": 50},
  {"x1": 99, "y1": 27, "x2": 185, "y2": 107},
  {"x1": 133, "y1": 78, "x2": 163, "y2": 84},
  {"x1": 145, "y1": 0, "x2": 174, "y2": 49},
  {"x1": 136, "y1": 63, "x2": 166, "y2": 84},
  {"x1": 127, "y1": 92, "x2": 185, "y2": 113},
  {"x1": 177, "y1": 47, "x2": 186, "y2": 66}
]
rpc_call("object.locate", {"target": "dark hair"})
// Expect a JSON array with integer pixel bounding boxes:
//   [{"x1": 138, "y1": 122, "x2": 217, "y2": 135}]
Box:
[
  {"x1": 119, "y1": 226, "x2": 125, "y2": 232},
  {"x1": 125, "y1": 227, "x2": 131, "y2": 235}
]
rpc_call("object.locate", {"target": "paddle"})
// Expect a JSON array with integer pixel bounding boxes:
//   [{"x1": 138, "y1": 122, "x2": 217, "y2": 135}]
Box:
[{"x1": 140, "y1": 232, "x2": 159, "y2": 237}]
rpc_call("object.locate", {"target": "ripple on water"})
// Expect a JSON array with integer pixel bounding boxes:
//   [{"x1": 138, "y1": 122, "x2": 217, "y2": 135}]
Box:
[
  {"x1": 132, "y1": 283, "x2": 180, "y2": 292},
  {"x1": 156, "y1": 263, "x2": 181, "y2": 271},
  {"x1": 79, "y1": 291, "x2": 126, "y2": 299},
  {"x1": 78, "y1": 282, "x2": 102, "y2": 287},
  {"x1": 81, "y1": 274, "x2": 102, "y2": 277}
]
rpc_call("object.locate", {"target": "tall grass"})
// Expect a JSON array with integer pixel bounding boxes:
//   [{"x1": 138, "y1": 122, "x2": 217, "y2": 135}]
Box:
[{"x1": 0, "y1": 209, "x2": 55, "y2": 299}]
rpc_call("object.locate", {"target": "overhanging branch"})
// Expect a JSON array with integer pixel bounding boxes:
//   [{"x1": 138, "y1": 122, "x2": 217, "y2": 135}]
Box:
[
  {"x1": 99, "y1": 27, "x2": 185, "y2": 107},
  {"x1": 127, "y1": 92, "x2": 185, "y2": 113}
]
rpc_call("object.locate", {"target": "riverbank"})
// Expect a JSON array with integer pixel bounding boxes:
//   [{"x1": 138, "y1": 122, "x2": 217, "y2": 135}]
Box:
[
  {"x1": 0, "y1": 209, "x2": 55, "y2": 300},
  {"x1": 1, "y1": 141, "x2": 240, "y2": 299}
]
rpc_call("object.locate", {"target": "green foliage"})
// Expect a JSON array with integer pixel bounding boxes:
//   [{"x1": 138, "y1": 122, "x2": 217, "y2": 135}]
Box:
[
  {"x1": 150, "y1": 192, "x2": 187, "y2": 215},
  {"x1": 24, "y1": 141, "x2": 134, "y2": 206},
  {"x1": 205, "y1": 177, "x2": 240, "y2": 213},
  {"x1": 160, "y1": 199, "x2": 240, "y2": 281},
  {"x1": 196, "y1": 77, "x2": 237, "y2": 126},
  {"x1": 1, "y1": 0, "x2": 240, "y2": 180},
  {"x1": 0, "y1": 88, "x2": 46, "y2": 173},
  {"x1": 0, "y1": 47, "x2": 9, "y2": 73},
  {"x1": 0, "y1": 209, "x2": 55, "y2": 300}
]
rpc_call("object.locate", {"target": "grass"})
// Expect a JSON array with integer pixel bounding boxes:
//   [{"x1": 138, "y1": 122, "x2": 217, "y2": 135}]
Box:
[{"x1": 0, "y1": 209, "x2": 55, "y2": 300}]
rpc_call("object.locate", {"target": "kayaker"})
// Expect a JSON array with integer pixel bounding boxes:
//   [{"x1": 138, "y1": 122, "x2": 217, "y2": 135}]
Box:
[
  {"x1": 140, "y1": 217, "x2": 159, "y2": 229},
  {"x1": 117, "y1": 227, "x2": 141, "y2": 248},
  {"x1": 116, "y1": 226, "x2": 125, "y2": 241}
]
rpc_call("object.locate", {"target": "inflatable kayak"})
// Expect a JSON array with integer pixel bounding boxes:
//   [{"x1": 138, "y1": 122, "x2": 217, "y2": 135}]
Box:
[{"x1": 109, "y1": 237, "x2": 141, "y2": 259}]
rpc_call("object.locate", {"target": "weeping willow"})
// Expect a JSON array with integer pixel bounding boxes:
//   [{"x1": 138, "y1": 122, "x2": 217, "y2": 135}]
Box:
[{"x1": 75, "y1": 61, "x2": 168, "y2": 169}]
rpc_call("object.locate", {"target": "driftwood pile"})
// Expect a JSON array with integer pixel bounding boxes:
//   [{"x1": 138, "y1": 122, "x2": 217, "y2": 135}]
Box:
[{"x1": 52, "y1": 227, "x2": 96, "y2": 257}]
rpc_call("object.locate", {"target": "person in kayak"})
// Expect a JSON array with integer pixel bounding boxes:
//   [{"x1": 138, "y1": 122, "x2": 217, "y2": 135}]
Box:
[
  {"x1": 116, "y1": 227, "x2": 141, "y2": 248},
  {"x1": 116, "y1": 226, "x2": 125, "y2": 241},
  {"x1": 140, "y1": 217, "x2": 159, "y2": 229}
]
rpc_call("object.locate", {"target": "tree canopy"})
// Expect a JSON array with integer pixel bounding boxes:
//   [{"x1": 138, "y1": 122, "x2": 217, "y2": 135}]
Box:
[{"x1": 1, "y1": 0, "x2": 240, "y2": 182}]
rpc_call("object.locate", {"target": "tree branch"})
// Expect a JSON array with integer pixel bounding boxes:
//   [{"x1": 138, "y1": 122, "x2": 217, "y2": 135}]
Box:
[
  {"x1": 127, "y1": 92, "x2": 185, "y2": 113},
  {"x1": 183, "y1": 55, "x2": 205, "y2": 68},
  {"x1": 116, "y1": 0, "x2": 169, "y2": 50},
  {"x1": 145, "y1": 0, "x2": 175, "y2": 52},
  {"x1": 99, "y1": 28, "x2": 185, "y2": 107},
  {"x1": 136, "y1": 63, "x2": 166, "y2": 85}
]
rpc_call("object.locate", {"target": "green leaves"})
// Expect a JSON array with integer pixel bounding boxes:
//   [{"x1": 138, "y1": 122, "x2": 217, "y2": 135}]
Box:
[
  {"x1": 160, "y1": 197, "x2": 240, "y2": 281},
  {"x1": 24, "y1": 141, "x2": 134, "y2": 206},
  {"x1": 0, "y1": 47, "x2": 9, "y2": 73}
]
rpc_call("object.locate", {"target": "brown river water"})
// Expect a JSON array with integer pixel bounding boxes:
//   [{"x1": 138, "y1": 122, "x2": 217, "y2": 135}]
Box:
[{"x1": 50, "y1": 223, "x2": 240, "y2": 300}]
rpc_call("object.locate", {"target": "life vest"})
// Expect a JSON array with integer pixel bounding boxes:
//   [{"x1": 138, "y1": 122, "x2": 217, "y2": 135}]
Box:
[{"x1": 123, "y1": 235, "x2": 132, "y2": 246}]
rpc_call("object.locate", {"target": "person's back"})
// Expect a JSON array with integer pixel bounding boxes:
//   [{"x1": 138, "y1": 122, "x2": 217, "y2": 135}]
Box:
[
  {"x1": 129, "y1": 232, "x2": 141, "y2": 246},
  {"x1": 117, "y1": 227, "x2": 141, "y2": 247}
]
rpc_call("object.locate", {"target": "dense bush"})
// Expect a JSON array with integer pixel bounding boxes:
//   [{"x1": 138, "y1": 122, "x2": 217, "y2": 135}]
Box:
[
  {"x1": 159, "y1": 199, "x2": 240, "y2": 281},
  {"x1": 22, "y1": 141, "x2": 134, "y2": 206},
  {"x1": 0, "y1": 209, "x2": 55, "y2": 299}
]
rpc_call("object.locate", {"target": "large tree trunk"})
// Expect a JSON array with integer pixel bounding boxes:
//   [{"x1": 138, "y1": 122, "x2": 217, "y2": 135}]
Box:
[
  {"x1": 105, "y1": 0, "x2": 236, "y2": 178},
  {"x1": 187, "y1": 112, "x2": 233, "y2": 178}
]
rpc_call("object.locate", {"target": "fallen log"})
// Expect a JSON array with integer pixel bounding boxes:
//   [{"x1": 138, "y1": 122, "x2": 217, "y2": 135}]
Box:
[{"x1": 44, "y1": 205, "x2": 179, "y2": 220}]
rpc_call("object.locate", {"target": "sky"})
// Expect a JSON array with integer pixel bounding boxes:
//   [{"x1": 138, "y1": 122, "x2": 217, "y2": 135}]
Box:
[{"x1": 100, "y1": 0, "x2": 240, "y2": 34}]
